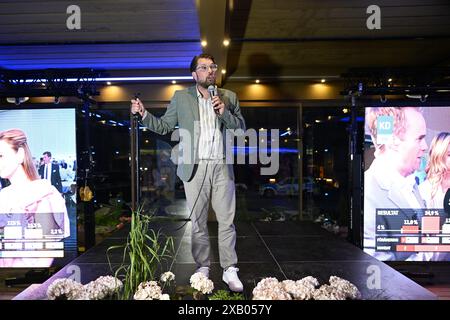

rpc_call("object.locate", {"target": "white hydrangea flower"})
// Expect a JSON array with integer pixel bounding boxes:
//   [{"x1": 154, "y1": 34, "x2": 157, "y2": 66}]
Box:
[
  {"x1": 189, "y1": 272, "x2": 206, "y2": 285},
  {"x1": 160, "y1": 271, "x2": 175, "y2": 283},
  {"x1": 297, "y1": 276, "x2": 319, "y2": 288},
  {"x1": 252, "y1": 275, "x2": 360, "y2": 301},
  {"x1": 133, "y1": 289, "x2": 150, "y2": 300},
  {"x1": 313, "y1": 284, "x2": 347, "y2": 300},
  {"x1": 133, "y1": 281, "x2": 163, "y2": 300},
  {"x1": 189, "y1": 272, "x2": 214, "y2": 294},
  {"x1": 72, "y1": 290, "x2": 90, "y2": 300},
  {"x1": 138, "y1": 280, "x2": 159, "y2": 290},
  {"x1": 95, "y1": 276, "x2": 123, "y2": 292},
  {"x1": 329, "y1": 276, "x2": 361, "y2": 300},
  {"x1": 83, "y1": 282, "x2": 108, "y2": 300},
  {"x1": 79, "y1": 276, "x2": 123, "y2": 300},
  {"x1": 280, "y1": 279, "x2": 315, "y2": 300},
  {"x1": 46, "y1": 278, "x2": 83, "y2": 300},
  {"x1": 281, "y1": 280, "x2": 296, "y2": 292},
  {"x1": 252, "y1": 278, "x2": 292, "y2": 300},
  {"x1": 160, "y1": 293, "x2": 170, "y2": 300},
  {"x1": 253, "y1": 277, "x2": 280, "y2": 291}
]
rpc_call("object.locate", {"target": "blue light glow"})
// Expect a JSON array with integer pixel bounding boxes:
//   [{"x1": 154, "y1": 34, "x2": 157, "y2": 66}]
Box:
[{"x1": 232, "y1": 147, "x2": 298, "y2": 155}]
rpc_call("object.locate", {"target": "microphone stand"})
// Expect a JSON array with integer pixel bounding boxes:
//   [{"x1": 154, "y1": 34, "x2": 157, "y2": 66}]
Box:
[
  {"x1": 130, "y1": 111, "x2": 141, "y2": 214},
  {"x1": 82, "y1": 98, "x2": 96, "y2": 250},
  {"x1": 348, "y1": 86, "x2": 363, "y2": 248}
]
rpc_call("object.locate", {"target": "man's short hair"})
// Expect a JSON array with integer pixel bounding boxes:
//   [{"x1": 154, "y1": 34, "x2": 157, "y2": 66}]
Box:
[
  {"x1": 366, "y1": 107, "x2": 422, "y2": 151},
  {"x1": 189, "y1": 53, "x2": 216, "y2": 72},
  {"x1": 43, "y1": 151, "x2": 52, "y2": 158}
]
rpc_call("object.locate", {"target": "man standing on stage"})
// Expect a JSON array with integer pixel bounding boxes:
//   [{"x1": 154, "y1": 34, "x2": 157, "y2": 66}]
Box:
[{"x1": 131, "y1": 53, "x2": 246, "y2": 292}]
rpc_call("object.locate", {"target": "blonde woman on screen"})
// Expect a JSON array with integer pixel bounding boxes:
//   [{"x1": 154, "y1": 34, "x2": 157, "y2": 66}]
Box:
[
  {"x1": 419, "y1": 132, "x2": 450, "y2": 209},
  {"x1": 0, "y1": 129, "x2": 70, "y2": 267}
]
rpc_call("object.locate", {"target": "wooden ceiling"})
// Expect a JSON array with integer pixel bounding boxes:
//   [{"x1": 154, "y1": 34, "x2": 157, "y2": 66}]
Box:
[{"x1": 226, "y1": 0, "x2": 450, "y2": 80}]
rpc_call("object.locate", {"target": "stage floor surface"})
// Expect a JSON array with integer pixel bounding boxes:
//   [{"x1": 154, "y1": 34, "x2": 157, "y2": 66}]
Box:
[{"x1": 14, "y1": 220, "x2": 436, "y2": 300}]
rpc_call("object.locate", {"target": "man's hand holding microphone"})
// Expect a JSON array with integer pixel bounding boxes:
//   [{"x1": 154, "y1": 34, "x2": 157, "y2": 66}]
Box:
[
  {"x1": 208, "y1": 85, "x2": 225, "y2": 116},
  {"x1": 130, "y1": 97, "x2": 146, "y2": 118}
]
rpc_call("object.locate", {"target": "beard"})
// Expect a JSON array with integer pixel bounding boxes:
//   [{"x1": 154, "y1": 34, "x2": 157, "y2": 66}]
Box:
[{"x1": 197, "y1": 76, "x2": 215, "y2": 88}]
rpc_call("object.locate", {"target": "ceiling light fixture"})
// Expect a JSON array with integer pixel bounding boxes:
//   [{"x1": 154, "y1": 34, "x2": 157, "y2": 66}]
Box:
[{"x1": 6, "y1": 97, "x2": 29, "y2": 105}]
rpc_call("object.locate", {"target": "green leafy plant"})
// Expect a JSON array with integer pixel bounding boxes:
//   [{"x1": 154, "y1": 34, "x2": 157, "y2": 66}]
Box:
[
  {"x1": 107, "y1": 209, "x2": 174, "y2": 300},
  {"x1": 208, "y1": 290, "x2": 245, "y2": 300}
]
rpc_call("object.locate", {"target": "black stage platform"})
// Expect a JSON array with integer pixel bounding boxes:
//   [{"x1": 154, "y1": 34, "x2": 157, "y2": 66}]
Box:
[{"x1": 14, "y1": 221, "x2": 436, "y2": 300}]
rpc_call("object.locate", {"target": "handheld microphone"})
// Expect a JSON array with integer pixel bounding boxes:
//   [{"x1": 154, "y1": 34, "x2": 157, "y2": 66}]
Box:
[{"x1": 208, "y1": 85, "x2": 219, "y2": 114}]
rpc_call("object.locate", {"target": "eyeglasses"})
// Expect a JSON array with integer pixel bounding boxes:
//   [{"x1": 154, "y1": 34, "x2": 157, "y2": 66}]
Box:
[{"x1": 196, "y1": 64, "x2": 218, "y2": 72}]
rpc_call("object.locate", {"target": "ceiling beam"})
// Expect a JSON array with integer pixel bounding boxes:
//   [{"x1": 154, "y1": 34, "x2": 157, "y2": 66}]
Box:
[{"x1": 196, "y1": 0, "x2": 228, "y2": 86}]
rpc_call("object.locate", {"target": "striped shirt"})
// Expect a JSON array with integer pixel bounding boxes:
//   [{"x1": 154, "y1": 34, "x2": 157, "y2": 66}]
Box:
[{"x1": 197, "y1": 87, "x2": 223, "y2": 160}]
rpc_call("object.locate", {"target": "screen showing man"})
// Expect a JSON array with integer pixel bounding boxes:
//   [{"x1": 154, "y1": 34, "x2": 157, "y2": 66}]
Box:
[{"x1": 364, "y1": 107, "x2": 450, "y2": 261}]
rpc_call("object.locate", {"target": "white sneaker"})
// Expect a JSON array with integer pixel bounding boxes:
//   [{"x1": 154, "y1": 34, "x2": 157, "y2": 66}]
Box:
[
  {"x1": 222, "y1": 266, "x2": 243, "y2": 292},
  {"x1": 195, "y1": 266, "x2": 210, "y2": 278}
]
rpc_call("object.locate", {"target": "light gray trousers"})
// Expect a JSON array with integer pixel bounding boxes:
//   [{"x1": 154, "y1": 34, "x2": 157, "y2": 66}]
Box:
[{"x1": 183, "y1": 161, "x2": 238, "y2": 269}]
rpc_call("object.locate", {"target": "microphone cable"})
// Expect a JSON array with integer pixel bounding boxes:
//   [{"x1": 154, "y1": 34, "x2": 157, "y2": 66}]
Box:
[{"x1": 173, "y1": 91, "x2": 220, "y2": 231}]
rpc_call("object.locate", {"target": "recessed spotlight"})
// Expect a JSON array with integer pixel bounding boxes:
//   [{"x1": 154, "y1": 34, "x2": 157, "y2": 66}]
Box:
[
  {"x1": 388, "y1": 78, "x2": 393, "y2": 82},
  {"x1": 172, "y1": 80, "x2": 177, "y2": 84},
  {"x1": 255, "y1": 79, "x2": 260, "y2": 84},
  {"x1": 321, "y1": 79, "x2": 326, "y2": 83},
  {"x1": 6, "y1": 97, "x2": 29, "y2": 104},
  {"x1": 106, "y1": 81, "x2": 112, "y2": 85}
]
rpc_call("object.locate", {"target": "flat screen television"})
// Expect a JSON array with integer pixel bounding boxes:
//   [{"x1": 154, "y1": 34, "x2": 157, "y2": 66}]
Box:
[
  {"x1": 363, "y1": 106, "x2": 450, "y2": 261},
  {"x1": 0, "y1": 108, "x2": 77, "y2": 267}
]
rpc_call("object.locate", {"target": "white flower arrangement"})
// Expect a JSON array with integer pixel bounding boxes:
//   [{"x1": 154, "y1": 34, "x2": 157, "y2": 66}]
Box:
[
  {"x1": 160, "y1": 293, "x2": 170, "y2": 300},
  {"x1": 252, "y1": 277, "x2": 292, "y2": 300},
  {"x1": 252, "y1": 275, "x2": 360, "y2": 300},
  {"x1": 133, "y1": 281, "x2": 167, "y2": 300},
  {"x1": 189, "y1": 272, "x2": 214, "y2": 295},
  {"x1": 46, "y1": 278, "x2": 83, "y2": 300},
  {"x1": 328, "y1": 276, "x2": 361, "y2": 300},
  {"x1": 297, "y1": 276, "x2": 319, "y2": 288},
  {"x1": 81, "y1": 276, "x2": 123, "y2": 300},
  {"x1": 281, "y1": 279, "x2": 315, "y2": 300},
  {"x1": 313, "y1": 284, "x2": 347, "y2": 300},
  {"x1": 47, "y1": 276, "x2": 123, "y2": 300},
  {"x1": 160, "y1": 271, "x2": 175, "y2": 283}
]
